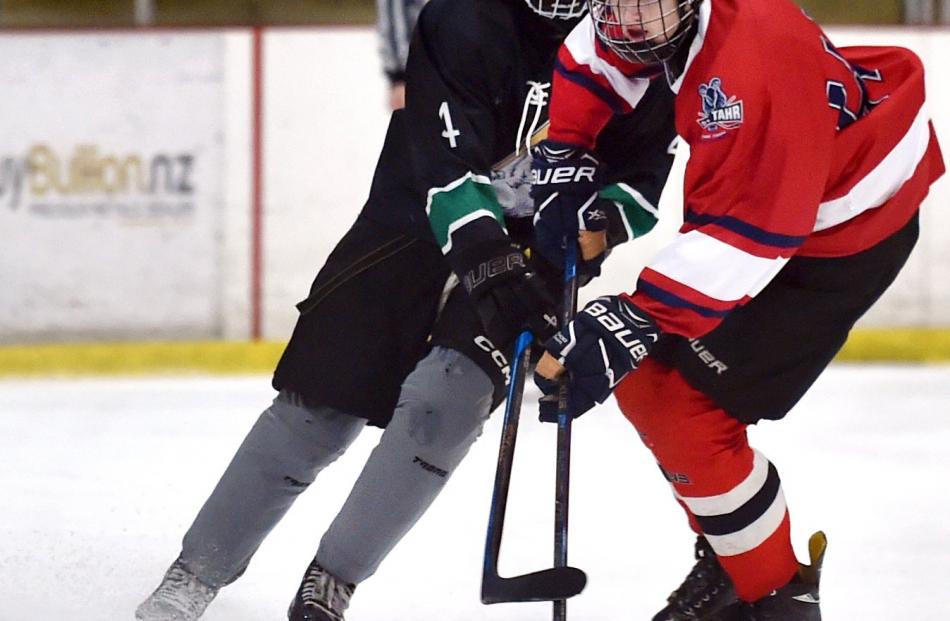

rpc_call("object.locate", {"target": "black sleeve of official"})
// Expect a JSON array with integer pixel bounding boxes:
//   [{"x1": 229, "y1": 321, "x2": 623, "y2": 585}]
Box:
[{"x1": 376, "y1": 0, "x2": 428, "y2": 84}]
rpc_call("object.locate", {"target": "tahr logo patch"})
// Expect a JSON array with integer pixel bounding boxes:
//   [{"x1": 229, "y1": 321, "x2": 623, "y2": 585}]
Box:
[{"x1": 697, "y1": 77, "x2": 744, "y2": 138}]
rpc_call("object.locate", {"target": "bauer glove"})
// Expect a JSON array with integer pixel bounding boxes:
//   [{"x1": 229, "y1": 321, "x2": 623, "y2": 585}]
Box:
[
  {"x1": 452, "y1": 239, "x2": 558, "y2": 350},
  {"x1": 534, "y1": 295, "x2": 659, "y2": 422},
  {"x1": 530, "y1": 140, "x2": 610, "y2": 275}
]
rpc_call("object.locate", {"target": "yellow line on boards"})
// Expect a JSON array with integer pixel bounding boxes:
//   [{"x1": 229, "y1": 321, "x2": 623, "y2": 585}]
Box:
[
  {"x1": 0, "y1": 341, "x2": 286, "y2": 376},
  {"x1": 0, "y1": 329, "x2": 949, "y2": 377},
  {"x1": 836, "y1": 328, "x2": 950, "y2": 363}
]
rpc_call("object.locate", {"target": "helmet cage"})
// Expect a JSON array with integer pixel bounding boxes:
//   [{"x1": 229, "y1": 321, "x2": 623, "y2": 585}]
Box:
[
  {"x1": 523, "y1": 0, "x2": 588, "y2": 19},
  {"x1": 588, "y1": 0, "x2": 699, "y2": 65}
]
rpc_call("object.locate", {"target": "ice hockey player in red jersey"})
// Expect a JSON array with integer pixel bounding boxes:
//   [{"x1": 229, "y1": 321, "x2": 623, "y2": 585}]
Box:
[{"x1": 528, "y1": 0, "x2": 945, "y2": 619}]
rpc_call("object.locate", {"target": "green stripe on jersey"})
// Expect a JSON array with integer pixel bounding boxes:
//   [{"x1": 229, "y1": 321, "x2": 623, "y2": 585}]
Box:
[
  {"x1": 599, "y1": 182, "x2": 660, "y2": 241},
  {"x1": 426, "y1": 174, "x2": 505, "y2": 252}
]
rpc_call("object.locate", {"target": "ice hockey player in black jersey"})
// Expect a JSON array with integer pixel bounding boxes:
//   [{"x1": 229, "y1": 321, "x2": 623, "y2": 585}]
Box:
[{"x1": 135, "y1": 1, "x2": 676, "y2": 620}]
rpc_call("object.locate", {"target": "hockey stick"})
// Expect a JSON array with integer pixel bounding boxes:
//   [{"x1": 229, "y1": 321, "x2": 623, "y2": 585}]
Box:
[
  {"x1": 553, "y1": 244, "x2": 580, "y2": 621},
  {"x1": 481, "y1": 248, "x2": 587, "y2": 605}
]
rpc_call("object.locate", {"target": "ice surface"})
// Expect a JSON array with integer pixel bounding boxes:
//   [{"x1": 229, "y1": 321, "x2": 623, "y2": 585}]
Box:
[{"x1": 1, "y1": 364, "x2": 948, "y2": 620}]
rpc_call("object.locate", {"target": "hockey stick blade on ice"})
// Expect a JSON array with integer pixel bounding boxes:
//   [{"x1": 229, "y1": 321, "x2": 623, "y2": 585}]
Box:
[
  {"x1": 481, "y1": 248, "x2": 588, "y2": 606},
  {"x1": 481, "y1": 566, "x2": 587, "y2": 604},
  {"x1": 481, "y1": 331, "x2": 588, "y2": 604}
]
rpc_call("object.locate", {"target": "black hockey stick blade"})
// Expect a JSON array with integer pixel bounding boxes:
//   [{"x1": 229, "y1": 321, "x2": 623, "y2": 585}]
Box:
[{"x1": 481, "y1": 566, "x2": 587, "y2": 604}]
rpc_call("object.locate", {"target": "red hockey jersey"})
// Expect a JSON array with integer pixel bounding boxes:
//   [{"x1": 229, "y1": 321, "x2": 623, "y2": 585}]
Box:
[{"x1": 549, "y1": 0, "x2": 944, "y2": 337}]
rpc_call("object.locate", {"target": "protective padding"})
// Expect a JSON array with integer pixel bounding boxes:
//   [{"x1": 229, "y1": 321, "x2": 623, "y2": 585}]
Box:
[{"x1": 315, "y1": 347, "x2": 494, "y2": 584}]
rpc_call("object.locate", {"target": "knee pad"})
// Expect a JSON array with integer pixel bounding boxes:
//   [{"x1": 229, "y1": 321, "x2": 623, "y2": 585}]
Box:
[{"x1": 391, "y1": 347, "x2": 494, "y2": 460}]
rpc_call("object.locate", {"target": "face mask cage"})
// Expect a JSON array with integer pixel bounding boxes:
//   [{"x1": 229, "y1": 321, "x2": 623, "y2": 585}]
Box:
[
  {"x1": 588, "y1": 0, "x2": 698, "y2": 65},
  {"x1": 523, "y1": 0, "x2": 589, "y2": 19}
]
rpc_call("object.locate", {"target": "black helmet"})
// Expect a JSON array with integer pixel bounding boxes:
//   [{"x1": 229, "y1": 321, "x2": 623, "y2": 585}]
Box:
[
  {"x1": 523, "y1": 0, "x2": 588, "y2": 19},
  {"x1": 588, "y1": 0, "x2": 700, "y2": 65}
]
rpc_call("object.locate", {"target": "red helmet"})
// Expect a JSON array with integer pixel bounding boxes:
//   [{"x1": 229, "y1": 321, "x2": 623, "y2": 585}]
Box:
[{"x1": 589, "y1": 0, "x2": 699, "y2": 65}]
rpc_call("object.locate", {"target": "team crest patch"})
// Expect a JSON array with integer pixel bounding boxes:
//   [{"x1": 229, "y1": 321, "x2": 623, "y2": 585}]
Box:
[{"x1": 697, "y1": 77, "x2": 744, "y2": 138}]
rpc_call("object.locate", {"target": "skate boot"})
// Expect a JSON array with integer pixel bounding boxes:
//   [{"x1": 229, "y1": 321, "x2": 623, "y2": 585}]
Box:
[
  {"x1": 135, "y1": 558, "x2": 218, "y2": 621},
  {"x1": 652, "y1": 536, "x2": 738, "y2": 620},
  {"x1": 287, "y1": 559, "x2": 355, "y2": 621},
  {"x1": 745, "y1": 531, "x2": 826, "y2": 621}
]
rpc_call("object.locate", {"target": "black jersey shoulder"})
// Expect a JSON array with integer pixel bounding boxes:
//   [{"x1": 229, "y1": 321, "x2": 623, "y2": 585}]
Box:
[
  {"x1": 597, "y1": 78, "x2": 678, "y2": 173},
  {"x1": 596, "y1": 78, "x2": 678, "y2": 208},
  {"x1": 413, "y1": 0, "x2": 521, "y2": 93}
]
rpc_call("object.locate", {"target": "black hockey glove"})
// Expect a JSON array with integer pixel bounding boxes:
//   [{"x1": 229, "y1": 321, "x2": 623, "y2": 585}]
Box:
[
  {"x1": 530, "y1": 140, "x2": 608, "y2": 274},
  {"x1": 534, "y1": 295, "x2": 659, "y2": 422},
  {"x1": 452, "y1": 239, "x2": 559, "y2": 350}
]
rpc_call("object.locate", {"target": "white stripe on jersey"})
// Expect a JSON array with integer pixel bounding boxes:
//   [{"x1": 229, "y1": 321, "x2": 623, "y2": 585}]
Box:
[
  {"x1": 674, "y1": 449, "x2": 769, "y2": 516},
  {"x1": 610, "y1": 183, "x2": 659, "y2": 242},
  {"x1": 426, "y1": 171, "x2": 499, "y2": 253},
  {"x1": 647, "y1": 231, "x2": 790, "y2": 302},
  {"x1": 441, "y1": 209, "x2": 504, "y2": 253},
  {"x1": 563, "y1": 17, "x2": 652, "y2": 109},
  {"x1": 668, "y1": 0, "x2": 713, "y2": 95},
  {"x1": 614, "y1": 182, "x2": 660, "y2": 216},
  {"x1": 705, "y1": 488, "x2": 788, "y2": 557},
  {"x1": 815, "y1": 104, "x2": 932, "y2": 232}
]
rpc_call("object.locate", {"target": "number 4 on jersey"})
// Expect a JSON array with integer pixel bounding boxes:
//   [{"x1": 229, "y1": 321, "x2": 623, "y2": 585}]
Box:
[{"x1": 439, "y1": 101, "x2": 461, "y2": 148}]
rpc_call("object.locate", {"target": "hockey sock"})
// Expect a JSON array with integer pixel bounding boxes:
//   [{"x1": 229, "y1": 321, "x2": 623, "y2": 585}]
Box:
[{"x1": 615, "y1": 359, "x2": 799, "y2": 602}]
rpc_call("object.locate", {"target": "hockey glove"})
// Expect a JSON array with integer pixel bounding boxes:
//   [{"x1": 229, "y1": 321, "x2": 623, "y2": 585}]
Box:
[
  {"x1": 534, "y1": 295, "x2": 659, "y2": 422},
  {"x1": 452, "y1": 239, "x2": 558, "y2": 350},
  {"x1": 530, "y1": 140, "x2": 608, "y2": 273}
]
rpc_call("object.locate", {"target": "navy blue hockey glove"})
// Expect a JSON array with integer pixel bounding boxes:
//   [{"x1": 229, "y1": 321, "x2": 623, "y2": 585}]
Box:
[
  {"x1": 534, "y1": 295, "x2": 659, "y2": 422},
  {"x1": 453, "y1": 239, "x2": 558, "y2": 349},
  {"x1": 530, "y1": 140, "x2": 608, "y2": 273}
]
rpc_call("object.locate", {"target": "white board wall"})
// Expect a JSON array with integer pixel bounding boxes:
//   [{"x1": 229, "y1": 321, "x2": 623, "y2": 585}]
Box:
[{"x1": 1, "y1": 26, "x2": 947, "y2": 343}]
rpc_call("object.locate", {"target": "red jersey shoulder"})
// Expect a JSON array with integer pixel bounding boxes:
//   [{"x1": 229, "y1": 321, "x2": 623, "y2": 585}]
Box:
[{"x1": 676, "y1": 0, "x2": 832, "y2": 143}]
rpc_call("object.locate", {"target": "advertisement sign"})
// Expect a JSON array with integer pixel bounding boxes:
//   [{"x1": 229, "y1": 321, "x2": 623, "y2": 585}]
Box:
[{"x1": 0, "y1": 32, "x2": 225, "y2": 341}]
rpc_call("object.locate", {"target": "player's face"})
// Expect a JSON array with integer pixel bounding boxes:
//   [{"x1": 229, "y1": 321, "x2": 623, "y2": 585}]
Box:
[{"x1": 597, "y1": 0, "x2": 682, "y2": 46}]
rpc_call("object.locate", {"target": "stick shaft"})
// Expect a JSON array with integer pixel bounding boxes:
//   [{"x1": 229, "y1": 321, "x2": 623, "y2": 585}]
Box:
[
  {"x1": 554, "y1": 245, "x2": 579, "y2": 621},
  {"x1": 483, "y1": 330, "x2": 534, "y2": 578}
]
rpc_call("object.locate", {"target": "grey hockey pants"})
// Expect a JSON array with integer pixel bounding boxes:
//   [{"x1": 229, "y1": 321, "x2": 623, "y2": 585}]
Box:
[{"x1": 180, "y1": 346, "x2": 494, "y2": 587}]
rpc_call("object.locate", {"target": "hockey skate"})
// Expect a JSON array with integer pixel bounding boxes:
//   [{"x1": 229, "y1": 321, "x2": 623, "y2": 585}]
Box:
[
  {"x1": 743, "y1": 531, "x2": 826, "y2": 621},
  {"x1": 652, "y1": 536, "x2": 738, "y2": 621},
  {"x1": 135, "y1": 558, "x2": 218, "y2": 621},
  {"x1": 287, "y1": 559, "x2": 355, "y2": 621}
]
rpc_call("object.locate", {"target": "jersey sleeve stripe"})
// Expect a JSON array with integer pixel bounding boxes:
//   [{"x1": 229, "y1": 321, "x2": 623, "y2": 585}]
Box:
[
  {"x1": 815, "y1": 105, "x2": 932, "y2": 232},
  {"x1": 426, "y1": 172, "x2": 505, "y2": 252},
  {"x1": 554, "y1": 57, "x2": 628, "y2": 115},
  {"x1": 684, "y1": 210, "x2": 807, "y2": 249},
  {"x1": 647, "y1": 230, "x2": 791, "y2": 302},
  {"x1": 600, "y1": 182, "x2": 660, "y2": 241},
  {"x1": 635, "y1": 279, "x2": 733, "y2": 319},
  {"x1": 562, "y1": 16, "x2": 651, "y2": 111},
  {"x1": 605, "y1": 182, "x2": 660, "y2": 215}
]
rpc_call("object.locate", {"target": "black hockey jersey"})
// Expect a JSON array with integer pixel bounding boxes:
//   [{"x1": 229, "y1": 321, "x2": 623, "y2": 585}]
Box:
[{"x1": 359, "y1": 0, "x2": 678, "y2": 257}]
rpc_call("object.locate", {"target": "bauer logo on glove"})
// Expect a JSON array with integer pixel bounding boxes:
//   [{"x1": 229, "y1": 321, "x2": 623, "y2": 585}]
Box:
[
  {"x1": 530, "y1": 140, "x2": 608, "y2": 269},
  {"x1": 534, "y1": 295, "x2": 660, "y2": 421},
  {"x1": 461, "y1": 251, "x2": 528, "y2": 294},
  {"x1": 529, "y1": 162, "x2": 599, "y2": 186},
  {"x1": 583, "y1": 300, "x2": 654, "y2": 363}
]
